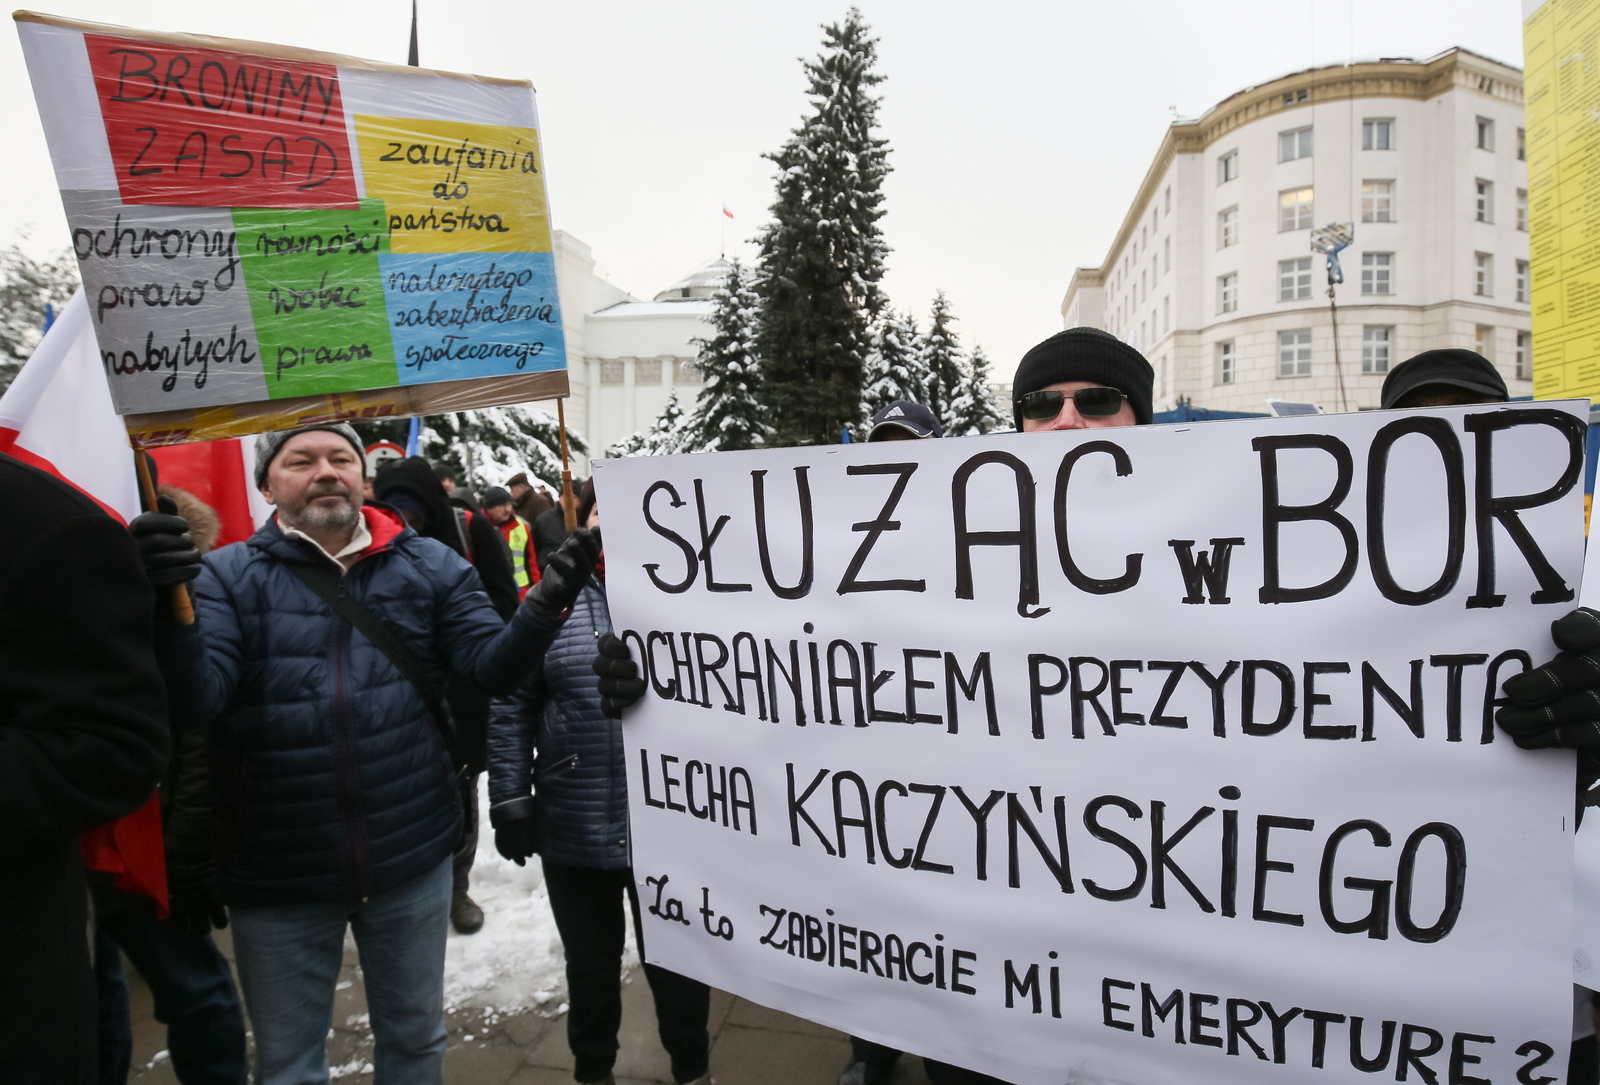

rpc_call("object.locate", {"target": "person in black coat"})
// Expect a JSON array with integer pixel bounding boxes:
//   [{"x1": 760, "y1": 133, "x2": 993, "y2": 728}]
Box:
[
  {"x1": 0, "y1": 451, "x2": 169, "y2": 1084},
  {"x1": 374, "y1": 455, "x2": 518, "y2": 934}
]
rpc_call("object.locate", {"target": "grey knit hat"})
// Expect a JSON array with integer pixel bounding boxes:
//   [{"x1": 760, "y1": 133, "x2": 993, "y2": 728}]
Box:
[{"x1": 253, "y1": 424, "x2": 366, "y2": 488}]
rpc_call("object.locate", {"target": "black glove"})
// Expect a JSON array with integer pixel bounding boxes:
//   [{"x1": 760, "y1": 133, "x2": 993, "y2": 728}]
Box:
[
  {"x1": 526, "y1": 527, "x2": 601, "y2": 613},
  {"x1": 1498, "y1": 607, "x2": 1600, "y2": 749},
  {"x1": 494, "y1": 818, "x2": 539, "y2": 866},
  {"x1": 128, "y1": 494, "x2": 201, "y2": 588},
  {"x1": 593, "y1": 632, "x2": 647, "y2": 719},
  {"x1": 165, "y1": 859, "x2": 228, "y2": 935}
]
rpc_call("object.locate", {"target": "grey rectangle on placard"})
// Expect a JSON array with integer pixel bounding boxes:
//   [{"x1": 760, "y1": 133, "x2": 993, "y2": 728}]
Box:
[{"x1": 62, "y1": 190, "x2": 268, "y2": 414}]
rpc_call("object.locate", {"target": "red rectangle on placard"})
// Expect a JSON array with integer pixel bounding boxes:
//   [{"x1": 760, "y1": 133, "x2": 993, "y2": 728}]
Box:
[{"x1": 85, "y1": 34, "x2": 359, "y2": 209}]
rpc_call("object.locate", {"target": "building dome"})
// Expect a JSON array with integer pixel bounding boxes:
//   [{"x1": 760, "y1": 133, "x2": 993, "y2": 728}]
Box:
[{"x1": 652, "y1": 258, "x2": 733, "y2": 302}]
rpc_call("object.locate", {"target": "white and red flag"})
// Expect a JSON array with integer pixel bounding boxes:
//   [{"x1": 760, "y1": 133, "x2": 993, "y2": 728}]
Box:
[
  {"x1": 0, "y1": 289, "x2": 139, "y2": 522},
  {"x1": 722, "y1": 203, "x2": 735, "y2": 219}
]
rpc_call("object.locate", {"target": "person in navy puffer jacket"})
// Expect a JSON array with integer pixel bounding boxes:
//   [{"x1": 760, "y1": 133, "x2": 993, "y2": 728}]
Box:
[
  {"x1": 129, "y1": 424, "x2": 601, "y2": 1085},
  {"x1": 488, "y1": 479, "x2": 710, "y2": 1085}
]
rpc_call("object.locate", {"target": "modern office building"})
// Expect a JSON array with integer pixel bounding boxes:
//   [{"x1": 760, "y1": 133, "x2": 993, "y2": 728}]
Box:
[{"x1": 1061, "y1": 48, "x2": 1531, "y2": 413}]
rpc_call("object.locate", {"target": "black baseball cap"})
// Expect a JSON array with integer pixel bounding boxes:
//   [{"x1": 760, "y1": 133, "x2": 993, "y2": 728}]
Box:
[
  {"x1": 1381, "y1": 349, "x2": 1508, "y2": 409},
  {"x1": 868, "y1": 401, "x2": 943, "y2": 440}
]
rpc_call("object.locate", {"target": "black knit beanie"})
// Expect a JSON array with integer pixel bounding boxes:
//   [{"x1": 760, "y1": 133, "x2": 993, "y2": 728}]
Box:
[{"x1": 1012, "y1": 328, "x2": 1155, "y2": 428}]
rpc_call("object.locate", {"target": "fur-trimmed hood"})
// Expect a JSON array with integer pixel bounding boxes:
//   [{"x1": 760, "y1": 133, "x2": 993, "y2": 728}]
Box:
[{"x1": 160, "y1": 485, "x2": 221, "y2": 555}]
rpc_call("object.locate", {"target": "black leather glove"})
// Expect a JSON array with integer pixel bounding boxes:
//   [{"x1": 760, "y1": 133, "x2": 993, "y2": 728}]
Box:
[
  {"x1": 526, "y1": 528, "x2": 601, "y2": 613},
  {"x1": 165, "y1": 859, "x2": 228, "y2": 935},
  {"x1": 128, "y1": 494, "x2": 201, "y2": 588},
  {"x1": 593, "y1": 632, "x2": 647, "y2": 719},
  {"x1": 1498, "y1": 608, "x2": 1600, "y2": 749},
  {"x1": 494, "y1": 818, "x2": 539, "y2": 867}
]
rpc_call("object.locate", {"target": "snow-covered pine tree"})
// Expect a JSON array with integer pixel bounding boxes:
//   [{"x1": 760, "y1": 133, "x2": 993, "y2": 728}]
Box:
[
  {"x1": 756, "y1": 8, "x2": 891, "y2": 446},
  {"x1": 684, "y1": 259, "x2": 770, "y2": 452},
  {"x1": 610, "y1": 392, "x2": 690, "y2": 457},
  {"x1": 417, "y1": 406, "x2": 588, "y2": 492},
  {"x1": 946, "y1": 345, "x2": 1007, "y2": 436},
  {"x1": 861, "y1": 310, "x2": 927, "y2": 419},
  {"x1": 921, "y1": 290, "x2": 964, "y2": 429},
  {"x1": 0, "y1": 240, "x2": 78, "y2": 396}
]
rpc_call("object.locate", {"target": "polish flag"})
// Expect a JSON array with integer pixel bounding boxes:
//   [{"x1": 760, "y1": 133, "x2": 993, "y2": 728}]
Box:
[
  {"x1": 0, "y1": 289, "x2": 139, "y2": 522},
  {"x1": 723, "y1": 203, "x2": 735, "y2": 219}
]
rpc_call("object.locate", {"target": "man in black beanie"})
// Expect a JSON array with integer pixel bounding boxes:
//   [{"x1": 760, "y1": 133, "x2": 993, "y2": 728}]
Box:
[{"x1": 1012, "y1": 327, "x2": 1154, "y2": 432}]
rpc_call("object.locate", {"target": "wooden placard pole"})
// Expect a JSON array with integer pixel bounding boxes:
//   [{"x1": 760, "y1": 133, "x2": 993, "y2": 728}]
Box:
[
  {"x1": 557, "y1": 398, "x2": 577, "y2": 531},
  {"x1": 133, "y1": 446, "x2": 196, "y2": 625}
]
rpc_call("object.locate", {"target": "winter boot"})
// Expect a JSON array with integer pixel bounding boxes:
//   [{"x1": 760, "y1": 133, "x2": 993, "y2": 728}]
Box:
[{"x1": 450, "y1": 892, "x2": 484, "y2": 934}]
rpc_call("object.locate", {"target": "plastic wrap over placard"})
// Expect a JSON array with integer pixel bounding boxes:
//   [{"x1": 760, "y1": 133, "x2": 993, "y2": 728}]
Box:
[{"x1": 15, "y1": 11, "x2": 568, "y2": 434}]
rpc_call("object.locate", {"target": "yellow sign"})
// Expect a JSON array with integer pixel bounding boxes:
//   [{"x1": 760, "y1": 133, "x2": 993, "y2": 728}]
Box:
[
  {"x1": 355, "y1": 116, "x2": 552, "y2": 254},
  {"x1": 1525, "y1": 0, "x2": 1600, "y2": 399}
]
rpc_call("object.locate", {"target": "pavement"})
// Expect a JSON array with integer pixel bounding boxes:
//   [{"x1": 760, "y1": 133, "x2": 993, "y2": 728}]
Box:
[{"x1": 123, "y1": 928, "x2": 937, "y2": 1085}]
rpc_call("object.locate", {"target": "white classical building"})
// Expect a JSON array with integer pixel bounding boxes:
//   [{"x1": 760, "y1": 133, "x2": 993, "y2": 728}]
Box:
[
  {"x1": 1061, "y1": 48, "x2": 1531, "y2": 413},
  {"x1": 551, "y1": 232, "x2": 725, "y2": 468}
]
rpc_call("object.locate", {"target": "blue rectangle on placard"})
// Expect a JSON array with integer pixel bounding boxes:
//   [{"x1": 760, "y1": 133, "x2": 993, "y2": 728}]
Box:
[{"x1": 380, "y1": 251, "x2": 566, "y2": 385}]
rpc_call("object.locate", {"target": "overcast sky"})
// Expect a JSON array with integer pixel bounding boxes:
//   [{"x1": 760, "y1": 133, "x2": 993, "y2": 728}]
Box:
[{"x1": 1, "y1": 0, "x2": 1525, "y2": 381}]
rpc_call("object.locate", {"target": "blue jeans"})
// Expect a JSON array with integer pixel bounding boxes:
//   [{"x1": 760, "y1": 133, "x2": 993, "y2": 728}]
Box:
[
  {"x1": 230, "y1": 859, "x2": 451, "y2": 1085},
  {"x1": 95, "y1": 898, "x2": 248, "y2": 1085}
]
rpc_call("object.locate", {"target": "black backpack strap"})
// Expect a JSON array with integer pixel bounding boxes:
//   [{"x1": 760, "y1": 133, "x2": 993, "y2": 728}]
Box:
[{"x1": 284, "y1": 559, "x2": 464, "y2": 768}]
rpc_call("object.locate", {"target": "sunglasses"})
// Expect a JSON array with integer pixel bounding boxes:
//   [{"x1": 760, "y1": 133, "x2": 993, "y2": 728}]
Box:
[{"x1": 1018, "y1": 387, "x2": 1128, "y2": 420}]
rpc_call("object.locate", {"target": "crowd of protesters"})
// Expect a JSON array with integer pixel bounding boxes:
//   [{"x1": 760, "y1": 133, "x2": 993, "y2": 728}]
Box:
[{"x1": 5, "y1": 331, "x2": 1600, "y2": 1085}]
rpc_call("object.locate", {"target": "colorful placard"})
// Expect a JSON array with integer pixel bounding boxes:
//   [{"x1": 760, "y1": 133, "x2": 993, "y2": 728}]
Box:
[{"x1": 16, "y1": 11, "x2": 569, "y2": 431}]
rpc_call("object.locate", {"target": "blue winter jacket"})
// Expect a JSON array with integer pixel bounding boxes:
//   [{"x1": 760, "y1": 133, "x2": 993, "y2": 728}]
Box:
[
  {"x1": 157, "y1": 507, "x2": 561, "y2": 907},
  {"x1": 486, "y1": 579, "x2": 631, "y2": 870}
]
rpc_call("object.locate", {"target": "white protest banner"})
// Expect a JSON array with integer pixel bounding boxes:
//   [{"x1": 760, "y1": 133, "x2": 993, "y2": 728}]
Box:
[
  {"x1": 15, "y1": 11, "x2": 568, "y2": 446},
  {"x1": 594, "y1": 404, "x2": 1585, "y2": 1085}
]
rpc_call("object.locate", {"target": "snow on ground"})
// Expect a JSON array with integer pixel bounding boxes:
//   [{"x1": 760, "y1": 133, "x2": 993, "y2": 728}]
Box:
[{"x1": 441, "y1": 789, "x2": 640, "y2": 1016}]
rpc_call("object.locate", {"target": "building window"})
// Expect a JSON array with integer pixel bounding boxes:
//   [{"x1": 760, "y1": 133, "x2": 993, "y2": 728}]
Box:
[
  {"x1": 1475, "y1": 179, "x2": 1494, "y2": 223},
  {"x1": 1279, "y1": 329, "x2": 1312, "y2": 377},
  {"x1": 1218, "y1": 149, "x2": 1239, "y2": 184},
  {"x1": 1165, "y1": 186, "x2": 1172, "y2": 215},
  {"x1": 1218, "y1": 205, "x2": 1239, "y2": 248},
  {"x1": 1218, "y1": 272, "x2": 1238, "y2": 314},
  {"x1": 1362, "y1": 326, "x2": 1393, "y2": 374},
  {"x1": 1516, "y1": 331, "x2": 1533, "y2": 380},
  {"x1": 1516, "y1": 188, "x2": 1528, "y2": 231},
  {"x1": 1476, "y1": 116, "x2": 1495, "y2": 151},
  {"x1": 599, "y1": 359, "x2": 624, "y2": 385},
  {"x1": 635, "y1": 358, "x2": 663, "y2": 384},
  {"x1": 1361, "y1": 180, "x2": 1394, "y2": 223},
  {"x1": 1163, "y1": 236, "x2": 1170, "y2": 273},
  {"x1": 1516, "y1": 259, "x2": 1530, "y2": 303},
  {"x1": 1475, "y1": 253, "x2": 1494, "y2": 297},
  {"x1": 1517, "y1": 126, "x2": 1526, "y2": 161},
  {"x1": 1280, "y1": 126, "x2": 1314, "y2": 162},
  {"x1": 1362, "y1": 118, "x2": 1394, "y2": 150},
  {"x1": 1279, "y1": 187, "x2": 1314, "y2": 231},
  {"x1": 1282, "y1": 87, "x2": 1309, "y2": 105},
  {"x1": 673, "y1": 359, "x2": 702, "y2": 384},
  {"x1": 1475, "y1": 325, "x2": 1496, "y2": 361},
  {"x1": 1361, "y1": 252, "x2": 1393, "y2": 295},
  {"x1": 1217, "y1": 340, "x2": 1236, "y2": 385},
  {"x1": 1279, "y1": 257, "x2": 1313, "y2": 301}
]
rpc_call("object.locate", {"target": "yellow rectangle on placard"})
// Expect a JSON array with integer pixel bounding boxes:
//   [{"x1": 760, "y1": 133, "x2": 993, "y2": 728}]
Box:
[{"x1": 354, "y1": 116, "x2": 551, "y2": 254}]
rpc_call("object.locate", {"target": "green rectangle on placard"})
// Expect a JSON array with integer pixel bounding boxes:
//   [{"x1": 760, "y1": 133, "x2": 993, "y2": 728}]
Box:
[{"x1": 232, "y1": 200, "x2": 399, "y2": 399}]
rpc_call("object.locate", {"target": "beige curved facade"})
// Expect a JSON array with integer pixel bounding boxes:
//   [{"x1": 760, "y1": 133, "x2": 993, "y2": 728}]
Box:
[{"x1": 1061, "y1": 48, "x2": 1531, "y2": 413}]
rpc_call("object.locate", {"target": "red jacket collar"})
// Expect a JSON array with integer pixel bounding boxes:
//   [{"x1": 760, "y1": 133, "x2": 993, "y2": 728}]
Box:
[{"x1": 361, "y1": 505, "x2": 408, "y2": 554}]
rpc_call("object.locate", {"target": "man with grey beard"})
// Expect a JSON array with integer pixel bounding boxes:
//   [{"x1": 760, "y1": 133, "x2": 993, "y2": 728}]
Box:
[{"x1": 130, "y1": 423, "x2": 601, "y2": 1085}]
